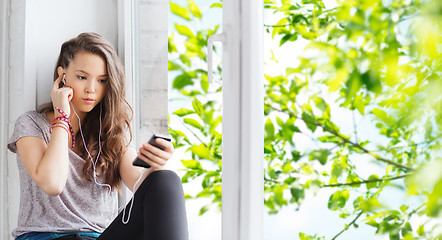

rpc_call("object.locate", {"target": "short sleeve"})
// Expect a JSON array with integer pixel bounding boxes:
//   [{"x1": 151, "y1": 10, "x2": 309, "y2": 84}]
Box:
[{"x1": 7, "y1": 111, "x2": 46, "y2": 153}]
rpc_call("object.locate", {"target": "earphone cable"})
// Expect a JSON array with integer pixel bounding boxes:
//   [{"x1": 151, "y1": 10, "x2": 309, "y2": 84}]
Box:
[{"x1": 71, "y1": 102, "x2": 112, "y2": 192}]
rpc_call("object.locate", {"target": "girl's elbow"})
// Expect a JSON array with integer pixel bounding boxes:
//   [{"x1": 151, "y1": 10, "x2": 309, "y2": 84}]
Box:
[
  {"x1": 39, "y1": 179, "x2": 66, "y2": 196},
  {"x1": 44, "y1": 186, "x2": 64, "y2": 196}
]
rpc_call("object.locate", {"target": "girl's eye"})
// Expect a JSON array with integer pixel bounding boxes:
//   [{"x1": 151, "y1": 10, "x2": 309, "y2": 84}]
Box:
[
  {"x1": 77, "y1": 75, "x2": 87, "y2": 80},
  {"x1": 99, "y1": 79, "x2": 107, "y2": 83}
]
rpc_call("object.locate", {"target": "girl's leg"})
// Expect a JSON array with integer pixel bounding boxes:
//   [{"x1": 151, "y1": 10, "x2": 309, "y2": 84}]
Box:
[{"x1": 98, "y1": 170, "x2": 189, "y2": 240}]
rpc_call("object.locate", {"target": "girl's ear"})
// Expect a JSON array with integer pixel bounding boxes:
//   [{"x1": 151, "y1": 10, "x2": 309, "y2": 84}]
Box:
[{"x1": 57, "y1": 66, "x2": 65, "y2": 77}]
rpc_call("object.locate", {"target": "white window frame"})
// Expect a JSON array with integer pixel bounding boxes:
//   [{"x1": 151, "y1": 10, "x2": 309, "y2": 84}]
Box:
[
  {"x1": 221, "y1": 0, "x2": 264, "y2": 239},
  {"x1": 0, "y1": 0, "x2": 11, "y2": 238}
]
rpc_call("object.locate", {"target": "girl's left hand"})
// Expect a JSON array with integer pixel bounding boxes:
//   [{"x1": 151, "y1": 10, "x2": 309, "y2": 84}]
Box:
[{"x1": 137, "y1": 138, "x2": 174, "y2": 170}]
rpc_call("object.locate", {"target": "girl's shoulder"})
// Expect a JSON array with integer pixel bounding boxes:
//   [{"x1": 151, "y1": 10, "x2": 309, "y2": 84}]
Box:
[
  {"x1": 7, "y1": 110, "x2": 50, "y2": 153},
  {"x1": 16, "y1": 110, "x2": 49, "y2": 125}
]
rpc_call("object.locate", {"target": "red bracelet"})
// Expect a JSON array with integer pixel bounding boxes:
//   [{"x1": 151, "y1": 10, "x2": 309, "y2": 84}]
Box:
[
  {"x1": 49, "y1": 123, "x2": 70, "y2": 136},
  {"x1": 52, "y1": 106, "x2": 75, "y2": 148}
]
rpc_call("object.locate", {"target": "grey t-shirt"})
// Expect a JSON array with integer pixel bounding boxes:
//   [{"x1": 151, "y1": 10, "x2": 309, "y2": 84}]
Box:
[{"x1": 7, "y1": 111, "x2": 118, "y2": 238}]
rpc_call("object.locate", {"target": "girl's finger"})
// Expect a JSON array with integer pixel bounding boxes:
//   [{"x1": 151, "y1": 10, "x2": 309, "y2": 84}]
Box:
[
  {"x1": 139, "y1": 148, "x2": 168, "y2": 166},
  {"x1": 142, "y1": 143, "x2": 171, "y2": 160},
  {"x1": 52, "y1": 74, "x2": 63, "y2": 91},
  {"x1": 136, "y1": 153, "x2": 160, "y2": 169},
  {"x1": 156, "y1": 138, "x2": 174, "y2": 153}
]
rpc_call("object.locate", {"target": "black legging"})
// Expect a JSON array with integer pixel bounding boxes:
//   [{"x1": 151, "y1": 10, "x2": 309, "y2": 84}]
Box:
[{"x1": 98, "y1": 170, "x2": 189, "y2": 240}]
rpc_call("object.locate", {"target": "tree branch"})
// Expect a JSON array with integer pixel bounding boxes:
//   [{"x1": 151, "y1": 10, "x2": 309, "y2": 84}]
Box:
[
  {"x1": 352, "y1": 111, "x2": 359, "y2": 144},
  {"x1": 323, "y1": 174, "x2": 411, "y2": 188},
  {"x1": 267, "y1": 105, "x2": 414, "y2": 171},
  {"x1": 264, "y1": 24, "x2": 290, "y2": 28},
  {"x1": 331, "y1": 211, "x2": 364, "y2": 240},
  {"x1": 303, "y1": 116, "x2": 414, "y2": 171}
]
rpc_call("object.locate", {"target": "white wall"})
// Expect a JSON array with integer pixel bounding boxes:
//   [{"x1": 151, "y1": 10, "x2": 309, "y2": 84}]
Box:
[
  {"x1": 25, "y1": 0, "x2": 119, "y2": 106},
  {"x1": 1, "y1": 0, "x2": 169, "y2": 238}
]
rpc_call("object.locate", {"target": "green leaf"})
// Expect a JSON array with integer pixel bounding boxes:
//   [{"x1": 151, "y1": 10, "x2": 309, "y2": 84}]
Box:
[
  {"x1": 312, "y1": 96, "x2": 329, "y2": 114},
  {"x1": 399, "y1": 205, "x2": 409, "y2": 213},
  {"x1": 199, "y1": 205, "x2": 209, "y2": 215},
  {"x1": 328, "y1": 68, "x2": 349, "y2": 92},
  {"x1": 168, "y1": 60, "x2": 181, "y2": 71},
  {"x1": 179, "y1": 54, "x2": 191, "y2": 67},
  {"x1": 290, "y1": 187, "x2": 305, "y2": 204},
  {"x1": 302, "y1": 112, "x2": 317, "y2": 132},
  {"x1": 274, "y1": 184, "x2": 287, "y2": 207},
  {"x1": 346, "y1": 174, "x2": 361, "y2": 188},
  {"x1": 372, "y1": 108, "x2": 393, "y2": 125},
  {"x1": 272, "y1": 17, "x2": 289, "y2": 38},
  {"x1": 173, "y1": 108, "x2": 195, "y2": 117},
  {"x1": 328, "y1": 189, "x2": 350, "y2": 211},
  {"x1": 175, "y1": 24, "x2": 195, "y2": 38},
  {"x1": 401, "y1": 222, "x2": 412, "y2": 238},
  {"x1": 359, "y1": 197, "x2": 383, "y2": 212},
  {"x1": 417, "y1": 224, "x2": 425, "y2": 236},
  {"x1": 196, "y1": 188, "x2": 212, "y2": 197},
  {"x1": 353, "y1": 196, "x2": 364, "y2": 209},
  {"x1": 361, "y1": 70, "x2": 381, "y2": 93},
  {"x1": 331, "y1": 160, "x2": 344, "y2": 178},
  {"x1": 426, "y1": 179, "x2": 442, "y2": 217},
  {"x1": 366, "y1": 175, "x2": 380, "y2": 189},
  {"x1": 280, "y1": 33, "x2": 298, "y2": 46},
  {"x1": 201, "y1": 74, "x2": 209, "y2": 93},
  {"x1": 309, "y1": 149, "x2": 331, "y2": 165},
  {"x1": 291, "y1": 150, "x2": 301, "y2": 162},
  {"x1": 353, "y1": 95, "x2": 365, "y2": 115},
  {"x1": 170, "y1": 2, "x2": 191, "y2": 20},
  {"x1": 209, "y1": 3, "x2": 223, "y2": 8},
  {"x1": 187, "y1": 0, "x2": 202, "y2": 19},
  {"x1": 181, "y1": 159, "x2": 202, "y2": 170},
  {"x1": 168, "y1": 35, "x2": 177, "y2": 53},
  {"x1": 191, "y1": 98, "x2": 204, "y2": 115},
  {"x1": 265, "y1": 118, "x2": 275, "y2": 138},
  {"x1": 183, "y1": 118, "x2": 202, "y2": 129},
  {"x1": 173, "y1": 74, "x2": 193, "y2": 89},
  {"x1": 191, "y1": 144, "x2": 213, "y2": 160}
]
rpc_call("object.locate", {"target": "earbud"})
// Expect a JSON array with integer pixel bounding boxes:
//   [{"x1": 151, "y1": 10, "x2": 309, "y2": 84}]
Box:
[{"x1": 62, "y1": 74, "x2": 67, "y2": 85}]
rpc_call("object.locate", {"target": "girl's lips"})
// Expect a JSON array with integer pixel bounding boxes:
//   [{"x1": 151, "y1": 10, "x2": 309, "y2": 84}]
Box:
[{"x1": 83, "y1": 98, "x2": 95, "y2": 104}]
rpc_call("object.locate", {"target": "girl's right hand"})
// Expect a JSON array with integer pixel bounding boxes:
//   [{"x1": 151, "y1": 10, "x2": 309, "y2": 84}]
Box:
[{"x1": 51, "y1": 74, "x2": 73, "y2": 117}]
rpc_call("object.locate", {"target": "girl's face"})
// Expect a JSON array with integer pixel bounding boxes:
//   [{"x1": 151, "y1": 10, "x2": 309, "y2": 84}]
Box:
[{"x1": 60, "y1": 51, "x2": 108, "y2": 115}]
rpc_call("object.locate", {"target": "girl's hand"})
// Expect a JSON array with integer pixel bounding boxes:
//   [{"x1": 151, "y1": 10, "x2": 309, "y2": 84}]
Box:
[
  {"x1": 51, "y1": 74, "x2": 73, "y2": 117},
  {"x1": 137, "y1": 138, "x2": 174, "y2": 170}
]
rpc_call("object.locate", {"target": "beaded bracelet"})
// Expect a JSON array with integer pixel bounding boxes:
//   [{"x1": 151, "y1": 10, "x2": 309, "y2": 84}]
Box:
[
  {"x1": 54, "y1": 107, "x2": 69, "y2": 119},
  {"x1": 52, "y1": 106, "x2": 75, "y2": 148}
]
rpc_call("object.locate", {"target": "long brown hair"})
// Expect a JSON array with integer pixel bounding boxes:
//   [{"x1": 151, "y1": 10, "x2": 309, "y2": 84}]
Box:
[{"x1": 38, "y1": 32, "x2": 133, "y2": 190}]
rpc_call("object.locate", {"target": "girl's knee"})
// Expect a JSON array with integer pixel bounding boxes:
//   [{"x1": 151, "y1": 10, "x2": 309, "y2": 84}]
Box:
[{"x1": 143, "y1": 170, "x2": 183, "y2": 194}]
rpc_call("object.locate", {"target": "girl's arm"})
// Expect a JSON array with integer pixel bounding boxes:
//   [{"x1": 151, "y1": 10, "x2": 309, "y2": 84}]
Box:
[
  {"x1": 120, "y1": 138, "x2": 174, "y2": 192},
  {"x1": 16, "y1": 127, "x2": 70, "y2": 196},
  {"x1": 17, "y1": 75, "x2": 73, "y2": 196}
]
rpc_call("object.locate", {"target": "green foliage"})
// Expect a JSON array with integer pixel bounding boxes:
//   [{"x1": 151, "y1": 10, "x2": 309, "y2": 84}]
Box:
[
  {"x1": 169, "y1": 0, "x2": 223, "y2": 214},
  {"x1": 169, "y1": 0, "x2": 442, "y2": 238}
]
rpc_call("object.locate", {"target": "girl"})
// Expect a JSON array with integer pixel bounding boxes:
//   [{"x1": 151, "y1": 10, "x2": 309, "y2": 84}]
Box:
[{"x1": 7, "y1": 33, "x2": 188, "y2": 240}]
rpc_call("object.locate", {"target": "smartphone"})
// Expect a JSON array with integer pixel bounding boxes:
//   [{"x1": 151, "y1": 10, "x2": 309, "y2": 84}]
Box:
[{"x1": 132, "y1": 134, "x2": 172, "y2": 168}]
